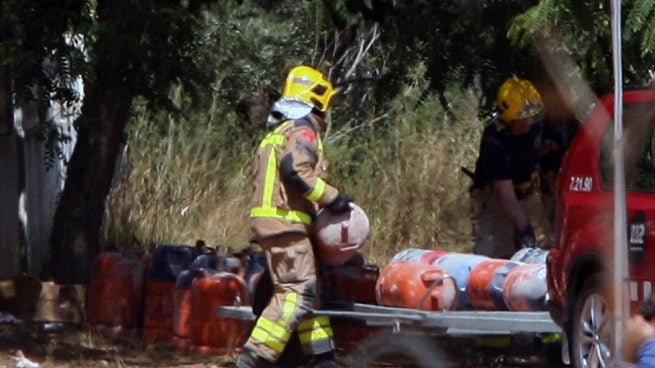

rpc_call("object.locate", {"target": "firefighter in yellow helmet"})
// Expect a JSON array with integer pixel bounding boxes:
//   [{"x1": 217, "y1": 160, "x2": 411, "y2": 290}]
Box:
[
  {"x1": 236, "y1": 65, "x2": 350, "y2": 368},
  {"x1": 469, "y1": 76, "x2": 553, "y2": 259}
]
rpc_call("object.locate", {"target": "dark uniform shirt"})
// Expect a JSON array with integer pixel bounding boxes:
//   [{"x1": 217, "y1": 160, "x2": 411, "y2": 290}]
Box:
[
  {"x1": 473, "y1": 116, "x2": 543, "y2": 195},
  {"x1": 539, "y1": 117, "x2": 580, "y2": 174}
]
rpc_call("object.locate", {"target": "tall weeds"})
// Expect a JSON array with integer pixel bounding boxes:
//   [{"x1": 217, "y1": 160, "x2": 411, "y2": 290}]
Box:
[{"x1": 102, "y1": 70, "x2": 484, "y2": 265}]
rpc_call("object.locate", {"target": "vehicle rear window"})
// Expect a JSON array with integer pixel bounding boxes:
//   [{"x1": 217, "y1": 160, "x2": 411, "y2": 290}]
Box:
[{"x1": 600, "y1": 102, "x2": 655, "y2": 191}]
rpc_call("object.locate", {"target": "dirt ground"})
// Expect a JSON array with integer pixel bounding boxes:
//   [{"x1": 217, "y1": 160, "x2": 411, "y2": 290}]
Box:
[
  {"x1": 0, "y1": 322, "x2": 234, "y2": 368},
  {"x1": 0, "y1": 320, "x2": 565, "y2": 368}
]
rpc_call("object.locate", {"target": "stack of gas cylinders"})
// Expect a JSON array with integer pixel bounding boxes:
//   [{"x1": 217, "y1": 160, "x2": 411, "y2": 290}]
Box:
[
  {"x1": 86, "y1": 243, "x2": 253, "y2": 354},
  {"x1": 376, "y1": 247, "x2": 549, "y2": 312},
  {"x1": 85, "y1": 243, "x2": 383, "y2": 355}
]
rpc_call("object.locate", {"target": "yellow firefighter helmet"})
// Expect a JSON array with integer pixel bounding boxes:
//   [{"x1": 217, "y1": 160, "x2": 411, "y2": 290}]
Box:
[
  {"x1": 282, "y1": 65, "x2": 336, "y2": 112},
  {"x1": 496, "y1": 77, "x2": 543, "y2": 122}
]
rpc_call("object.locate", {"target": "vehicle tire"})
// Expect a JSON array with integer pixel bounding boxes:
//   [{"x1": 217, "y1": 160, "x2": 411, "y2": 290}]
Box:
[
  {"x1": 348, "y1": 331, "x2": 448, "y2": 368},
  {"x1": 568, "y1": 274, "x2": 613, "y2": 368}
]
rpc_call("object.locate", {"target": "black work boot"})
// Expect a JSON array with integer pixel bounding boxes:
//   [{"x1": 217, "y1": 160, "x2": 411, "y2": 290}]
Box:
[{"x1": 235, "y1": 349, "x2": 276, "y2": 368}]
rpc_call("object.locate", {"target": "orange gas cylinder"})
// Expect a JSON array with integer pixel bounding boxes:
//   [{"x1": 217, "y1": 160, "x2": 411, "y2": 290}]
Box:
[
  {"x1": 502, "y1": 263, "x2": 548, "y2": 311},
  {"x1": 325, "y1": 264, "x2": 379, "y2": 304},
  {"x1": 190, "y1": 272, "x2": 251, "y2": 355},
  {"x1": 375, "y1": 262, "x2": 457, "y2": 311},
  {"x1": 466, "y1": 259, "x2": 522, "y2": 311},
  {"x1": 87, "y1": 252, "x2": 145, "y2": 336}
]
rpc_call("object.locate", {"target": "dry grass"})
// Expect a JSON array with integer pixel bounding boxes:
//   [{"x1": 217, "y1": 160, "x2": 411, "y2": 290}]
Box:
[{"x1": 102, "y1": 75, "x2": 484, "y2": 266}]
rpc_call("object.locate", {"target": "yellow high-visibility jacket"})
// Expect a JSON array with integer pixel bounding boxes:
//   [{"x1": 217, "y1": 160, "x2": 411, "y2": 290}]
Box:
[{"x1": 249, "y1": 115, "x2": 339, "y2": 241}]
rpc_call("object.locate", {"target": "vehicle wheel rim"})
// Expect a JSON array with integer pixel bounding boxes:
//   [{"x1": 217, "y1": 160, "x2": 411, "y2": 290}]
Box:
[{"x1": 577, "y1": 292, "x2": 611, "y2": 368}]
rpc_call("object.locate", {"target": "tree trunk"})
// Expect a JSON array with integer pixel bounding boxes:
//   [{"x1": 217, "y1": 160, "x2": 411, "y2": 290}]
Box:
[
  {"x1": 47, "y1": 90, "x2": 131, "y2": 283},
  {"x1": 47, "y1": 0, "x2": 136, "y2": 284}
]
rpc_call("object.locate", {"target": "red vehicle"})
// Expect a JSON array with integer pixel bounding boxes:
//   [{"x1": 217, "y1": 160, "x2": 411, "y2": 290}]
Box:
[{"x1": 547, "y1": 88, "x2": 655, "y2": 368}]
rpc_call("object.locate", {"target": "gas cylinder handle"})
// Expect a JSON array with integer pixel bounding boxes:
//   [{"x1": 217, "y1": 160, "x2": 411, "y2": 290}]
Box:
[{"x1": 415, "y1": 274, "x2": 459, "y2": 311}]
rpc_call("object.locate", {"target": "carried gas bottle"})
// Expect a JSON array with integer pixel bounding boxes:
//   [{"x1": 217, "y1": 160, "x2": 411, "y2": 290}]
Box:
[
  {"x1": 143, "y1": 245, "x2": 196, "y2": 343},
  {"x1": 433, "y1": 252, "x2": 489, "y2": 310},
  {"x1": 87, "y1": 252, "x2": 146, "y2": 336},
  {"x1": 375, "y1": 261, "x2": 457, "y2": 311},
  {"x1": 190, "y1": 272, "x2": 251, "y2": 355},
  {"x1": 313, "y1": 203, "x2": 370, "y2": 265},
  {"x1": 502, "y1": 263, "x2": 548, "y2": 311},
  {"x1": 467, "y1": 259, "x2": 523, "y2": 311},
  {"x1": 390, "y1": 248, "x2": 448, "y2": 265}
]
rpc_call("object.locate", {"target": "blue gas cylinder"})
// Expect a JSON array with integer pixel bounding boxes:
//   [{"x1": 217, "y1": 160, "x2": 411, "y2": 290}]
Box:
[{"x1": 433, "y1": 252, "x2": 489, "y2": 309}]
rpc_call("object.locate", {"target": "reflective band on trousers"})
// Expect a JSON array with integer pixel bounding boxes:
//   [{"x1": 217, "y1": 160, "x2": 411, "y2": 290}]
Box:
[
  {"x1": 298, "y1": 316, "x2": 333, "y2": 344},
  {"x1": 251, "y1": 317, "x2": 289, "y2": 353},
  {"x1": 250, "y1": 292, "x2": 299, "y2": 353},
  {"x1": 250, "y1": 121, "x2": 323, "y2": 225}
]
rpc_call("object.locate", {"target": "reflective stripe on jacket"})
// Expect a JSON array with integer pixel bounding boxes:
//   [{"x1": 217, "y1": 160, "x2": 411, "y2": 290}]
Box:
[{"x1": 250, "y1": 117, "x2": 339, "y2": 240}]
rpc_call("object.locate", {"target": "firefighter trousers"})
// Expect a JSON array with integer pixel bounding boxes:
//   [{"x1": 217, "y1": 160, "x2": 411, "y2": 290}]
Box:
[
  {"x1": 244, "y1": 232, "x2": 334, "y2": 362},
  {"x1": 470, "y1": 187, "x2": 554, "y2": 259}
]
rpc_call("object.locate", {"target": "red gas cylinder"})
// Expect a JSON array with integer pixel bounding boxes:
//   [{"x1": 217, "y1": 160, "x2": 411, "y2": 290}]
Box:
[
  {"x1": 325, "y1": 264, "x2": 379, "y2": 304},
  {"x1": 87, "y1": 252, "x2": 146, "y2": 336},
  {"x1": 325, "y1": 263, "x2": 381, "y2": 350},
  {"x1": 467, "y1": 259, "x2": 522, "y2": 311},
  {"x1": 172, "y1": 255, "x2": 223, "y2": 351},
  {"x1": 190, "y1": 272, "x2": 252, "y2": 355},
  {"x1": 331, "y1": 318, "x2": 382, "y2": 351},
  {"x1": 142, "y1": 245, "x2": 195, "y2": 343},
  {"x1": 502, "y1": 263, "x2": 548, "y2": 311},
  {"x1": 375, "y1": 262, "x2": 457, "y2": 311},
  {"x1": 173, "y1": 270, "x2": 196, "y2": 351},
  {"x1": 142, "y1": 280, "x2": 176, "y2": 342}
]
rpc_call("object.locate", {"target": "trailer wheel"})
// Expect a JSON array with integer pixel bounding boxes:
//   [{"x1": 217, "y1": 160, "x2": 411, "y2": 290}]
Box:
[
  {"x1": 348, "y1": 331, "x2": 448, "y2": 368},
  {"x1": 568, "y1": 274, "x2": 612, "y2": 368}
]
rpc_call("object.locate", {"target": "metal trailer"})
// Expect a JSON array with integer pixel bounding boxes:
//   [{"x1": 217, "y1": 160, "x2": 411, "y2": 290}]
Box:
[
  {"x1": 218, "y1": 302, "x2": 560, "y2": 335},
  {"x1": 218, "y1": 301, "x2": 564, "y2": 366}
]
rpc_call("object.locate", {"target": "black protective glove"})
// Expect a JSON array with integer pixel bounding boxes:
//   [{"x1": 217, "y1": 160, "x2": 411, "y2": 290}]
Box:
[
  {"x1": 519, "y1": 224, "x2": 537, "y2": 248},
  {"x1": 328, "y1": 194, "x2": 352, "y2": 214}
]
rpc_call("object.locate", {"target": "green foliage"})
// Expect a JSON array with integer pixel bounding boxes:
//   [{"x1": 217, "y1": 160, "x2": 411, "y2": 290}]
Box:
[
  {"x1": 327, "y1": 63, "x2": 482, "y2": 262},
  {"x1": 367, "y1": 0, "x2": 537, "y2": 117},
  {"x1": 509, "y1": 0, "x2": 655, "y2": 94},
  {"x1": 206, "y1": 1, "x2": 317, "y2": 104},
  {"x1": 0, "y1": 0, "x2": 90, "y2": 107},
  {"x1": 626, "y1": 0, "x2": 655, "y2": 55},
  {"x1": 15, "y1": 0, "x2": 655, "y2": 263},
  {"x1": 103, "y1": 61, "x2": 483, "y2": 263},
  {"x1": 103, "y1": 89, "x2": 254, "y2": 248}
]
